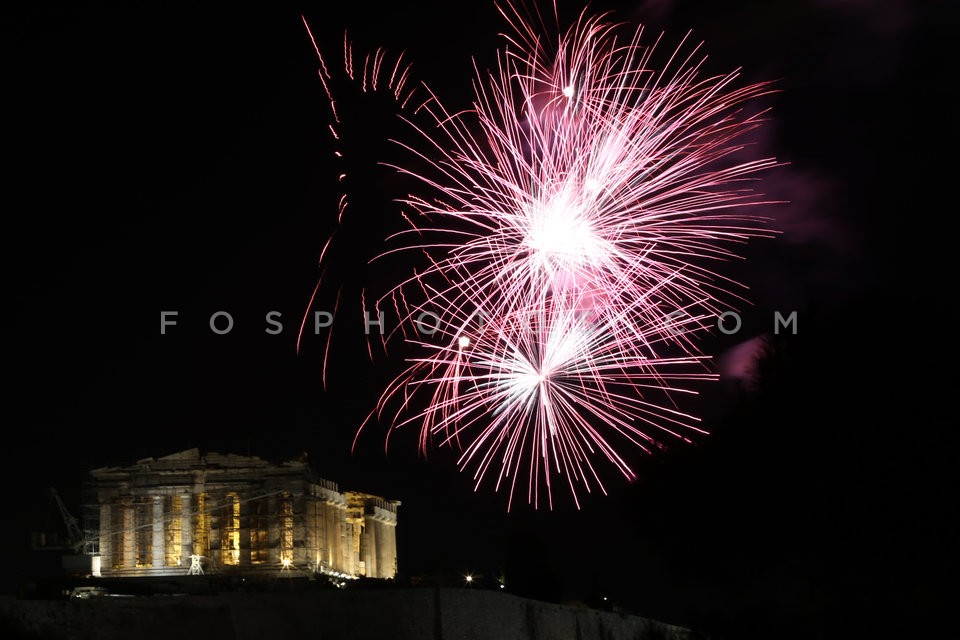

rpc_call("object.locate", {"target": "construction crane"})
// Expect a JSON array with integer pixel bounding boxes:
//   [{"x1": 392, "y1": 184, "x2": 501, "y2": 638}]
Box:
[
  {"x1": 49, "y1": 487, "x2": 87, "y2": 553},
  {"x1": 44, "y1": 487, "x2": 103, "y2": 579}
]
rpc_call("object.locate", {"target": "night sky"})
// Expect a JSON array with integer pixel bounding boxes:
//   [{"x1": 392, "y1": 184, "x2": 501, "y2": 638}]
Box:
[{"x1": 3, "y1": 1, "x2": 953, "y2": 638}]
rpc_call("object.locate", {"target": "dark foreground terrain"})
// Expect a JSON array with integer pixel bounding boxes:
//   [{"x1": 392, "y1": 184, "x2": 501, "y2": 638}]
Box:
[{"x1": 1, "y1": 587, "x2": 695, "y2": 640}]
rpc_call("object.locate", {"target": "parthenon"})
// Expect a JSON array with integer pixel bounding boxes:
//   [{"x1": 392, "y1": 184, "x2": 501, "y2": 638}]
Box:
[{"x1": 87, "y1": 449, "x2": 399, "y2": 579}]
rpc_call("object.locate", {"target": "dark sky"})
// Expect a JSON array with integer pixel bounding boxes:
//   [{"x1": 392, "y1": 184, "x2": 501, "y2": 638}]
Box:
[{"x1": 3, "y1": 1, "x2": 952, "y2": 638}]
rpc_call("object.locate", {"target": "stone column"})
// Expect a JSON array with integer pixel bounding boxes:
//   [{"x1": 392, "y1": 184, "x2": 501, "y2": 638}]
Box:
[
  {"x1": 339, "y1": 507, "x2": 350, "y2": 574},
  {"x1": 324, "y1": 502, "x2": 336, "y2": 569},
  {"x1": 122, "y1": 502, "x2": 135, "y2": 570},
  {"x1": 377, "y1": 518, "x2": 390, "y2": 578},
  {"x1": 205, "y1": 494, "x2": 219, "y2": 568},
  {"x1": 239, "y1": 495, "x2": 251, "y2": 567},
  {"x1": 98, "y1": 503, "x2": 112, "y2": 572},
  {"x1": 362, "y1": 516, "x2": 377, "y2": 577},
  {"x1": 180, "y1": 493, "x2": 192, "y2": 569},
  {"x1": 344, "y1": 520, "x2": 354, "y2": 576},
  {"x1": 305, "y1": 498, "x2": 318, "y2": 570},
  {"x1": 151, "y1": 496, "x2": 164, "y2": 568},
  {"x1": 386, "y1": 521, "x2": 397, "y2": 577},
  {"x1": 293, "y1": 495, "x2": 306, "y2": 567},
  {"x1": 323, "y1": 503, "x2": 334, "y2": 570},
  {"x1": 267, "y1": 496, "x2": 280, "y2": 566}
]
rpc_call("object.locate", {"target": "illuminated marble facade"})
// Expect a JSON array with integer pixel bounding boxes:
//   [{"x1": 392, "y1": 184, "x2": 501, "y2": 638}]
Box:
[{"x1": 89, "y1": 449, "x2": 399, "y2": 579}]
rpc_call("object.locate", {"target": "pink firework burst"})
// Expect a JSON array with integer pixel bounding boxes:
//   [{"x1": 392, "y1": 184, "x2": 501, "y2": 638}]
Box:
[
  {"x1": 370, "y1": 288, "x2": 715, "y2": 510},
  {"x1": 381, "y1": 5, "x2": 780, "y2": 354},
  {"x1": 311, "y1": 3, "x2": 781, "y2": 508}
]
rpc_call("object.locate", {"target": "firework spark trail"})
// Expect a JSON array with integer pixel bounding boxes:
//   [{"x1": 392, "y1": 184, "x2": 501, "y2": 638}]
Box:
[
  {"x1": 382, "y1": 7, "x2": 779, "y2": 346},
  {"x1": 298, "y1": 17, "x2": 422, "y2": 379},
  {"x1": 308, "y1": 3, "x2": 780, "y2": 507},
  {"x1": 368, "y1": 289, "x2": 714, "y2": 509}
]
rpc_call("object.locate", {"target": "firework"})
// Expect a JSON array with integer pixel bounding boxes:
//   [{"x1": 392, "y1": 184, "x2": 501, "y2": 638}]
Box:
[
  {"x1": 298, "y1": 18, "x2": 426, "y2": 386},
  {"x1": 310, "y1": 3, "x2": 779, "y2": 508},
  {"x1": 369, "y1": 288, "x2": 716, "y2": 509}
]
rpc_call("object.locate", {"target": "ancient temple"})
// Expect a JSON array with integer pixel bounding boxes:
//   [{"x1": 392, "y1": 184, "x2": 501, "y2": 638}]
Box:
[{"x1": 86, "y1": 449, "x2": 399, "y2": 579}]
